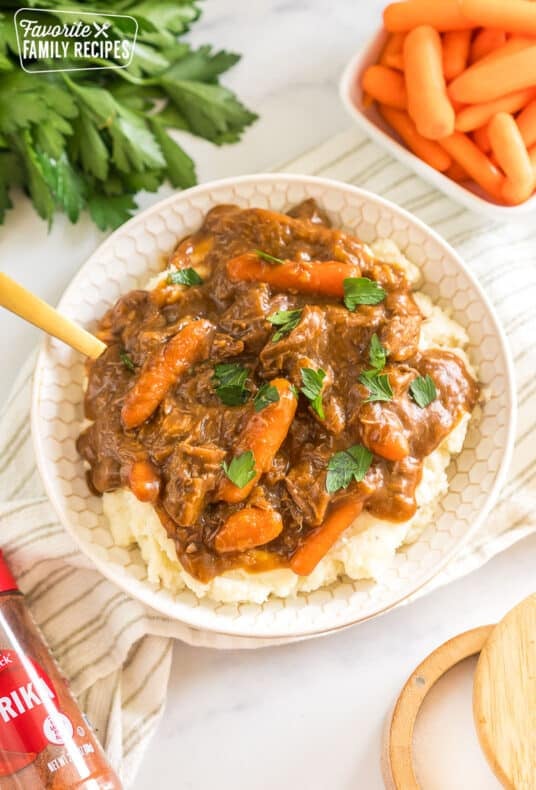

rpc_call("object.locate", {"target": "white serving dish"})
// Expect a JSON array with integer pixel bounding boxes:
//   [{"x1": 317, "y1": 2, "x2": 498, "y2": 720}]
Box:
[
  {"x1": 32, "y1": 174, "x2": 515, "y2": 640},
  {"x1": 340, "y1": 29, "x2": 536, "y2": 220}
]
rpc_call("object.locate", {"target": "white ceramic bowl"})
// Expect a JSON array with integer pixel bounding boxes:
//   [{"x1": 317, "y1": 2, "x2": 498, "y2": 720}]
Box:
[
  {"x1": 32, "y1": 174, "x2": 515, "y2": 640},
  {"x1": 340, "y1": 29, "x2": 536, "y2": 221}
]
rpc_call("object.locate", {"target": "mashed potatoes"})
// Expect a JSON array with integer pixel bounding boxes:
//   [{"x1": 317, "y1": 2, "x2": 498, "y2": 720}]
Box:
[{"x1": 101, "y1": 239, "x2": 477, "y2": 604}]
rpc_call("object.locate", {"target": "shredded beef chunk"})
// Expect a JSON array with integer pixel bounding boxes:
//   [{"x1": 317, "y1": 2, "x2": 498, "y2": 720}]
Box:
[{"x1": 79, "y1": 201, "x2": 479, "y2": 582}]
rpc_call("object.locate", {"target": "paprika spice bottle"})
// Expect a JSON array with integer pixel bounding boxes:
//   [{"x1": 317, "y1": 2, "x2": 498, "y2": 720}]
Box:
[{"x1": 0, "y1": 551, "x2": 122, "y2": 789}]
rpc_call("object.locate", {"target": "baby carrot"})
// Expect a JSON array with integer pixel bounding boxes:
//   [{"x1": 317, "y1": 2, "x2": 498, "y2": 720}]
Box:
[
  {"x1": 516, "y1": 99, "x2": 536, "y2": 148},
  {"x1": 469, "y1": 28, "x2": 507, "y2": 64},
  {"x1": 121, "y1": 319, "x2": 214, "y2": 429},
  {"x1": 128, "y1": 459, "x2": 160, "y2": 503},
  {"x1": 379, "y1": 32, "x2": 406, "y2": 66},
  {"x1": 359, "y1": 403, "x2": 409, "y2": 461},
  {"x1": 439, "y1": 131, "x2": 504, "y2": 198},
  {"x1": 383, "y1": 52, "x2": 405, "y2": 71},
  {"x1": 460, "y1": 0, "x2": 536, "y2": 35},
  {"x1": 379, "y1": 105, "x2": 452, "y2": 171},
  {"x1": 361, "y1": 64, "x2": 407, "y2": 109},
  {"x1": 472, "y1": 35, "x2": 535, "y2": 67},
  {"x1": 442, "y1": 30, "x2": 472, "y2": 81},
  {"x1": 404, "y1": 26, "x2": 456, "y2": 140},
  {"x1": 383, "y1": 0, "x2": 474, "y2": 33},
  {"x1": 488, "y1": 112, "x2": 535, "y2": 204},
  {"x1": 214, "y1": 507, "x2": 283, "y2": 553},
  {"x1": 455, "y1": 88, "x2": 536, "y2": 132},
  {"x1": 448, "y1": 45, "x2": 536, "y2": 104},
  {"x1": 290, "y1": 498, "x2": 364, "y2": 576},
  {"x1": 472, "y1": 124, "x2": 491, "y2": 153},
  {"x1": 217, "y1": 379, "x2": 297, "y2": 504},
  {"x1": 445, "y1": 160, "x2": 470, "y2": 182},
  {"x1": 226, "y1": 253, "x2": 361, "y2": 297},
  {"x1": 528, "y1": 143, "x2": 536, "y2": 175}
]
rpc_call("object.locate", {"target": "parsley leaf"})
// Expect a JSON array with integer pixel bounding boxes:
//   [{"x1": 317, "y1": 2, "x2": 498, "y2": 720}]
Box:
[
  {"x1": 0, "y1": 8, "x2": 256, "y2": 229},
  {"x1": 343, "y1": 277, "x2": 386, "y2": 311},
  {"x1": 253, "y1": 383, "x2": 280, "y2": 412},
  {"x1": 300, "y1": 367, "x2": 326, "y2": 419},
  {"x1": 119, "y1": 349, "x2": 136, "y2": 372},
  {"x1": 326, "y1": 445, "x2": 373, "y2": 494},
  {"x1": 358, "y1": 371, "x2": 393, "y2": 402},
  {"x1": 410, "y1": 375, "x2": 437, "y2": 408},
  {"x1": 369, "y1": 333, "x2": 387, "y2": 371},
  {"x1": 254, "y1": 249, "x2": 284, "y2": 265},
  {"x1": 88, "y1": 194, "x2": 138, "y2": 232},
  {"x1": 167, "y1": 267, "x2": 203, "y2": 286},
  {"x1": 267, "y1": 309, "x2": 303, "y2": 342},
  {"x1": 222, "y1": 450, "x2": 256, "y2": 488},
  {"x1": 212, "y1": 363, "x2": 250, "y2": 406}
]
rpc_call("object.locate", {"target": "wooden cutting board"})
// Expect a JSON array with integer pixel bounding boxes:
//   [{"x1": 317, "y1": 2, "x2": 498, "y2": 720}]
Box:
[{"x1": 473, "y1": 594, "x2": 536, "y2": 790}]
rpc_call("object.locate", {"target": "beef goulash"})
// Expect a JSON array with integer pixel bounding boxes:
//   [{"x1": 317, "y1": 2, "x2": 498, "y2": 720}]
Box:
[{"x1": 77, "y1": 200, "x2": 478, "y2": 583}]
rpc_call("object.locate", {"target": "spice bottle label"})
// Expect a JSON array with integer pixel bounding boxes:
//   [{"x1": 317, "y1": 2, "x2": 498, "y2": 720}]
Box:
[{"x1": 0, "y1": 648, "x2": 70, "y2": 776}]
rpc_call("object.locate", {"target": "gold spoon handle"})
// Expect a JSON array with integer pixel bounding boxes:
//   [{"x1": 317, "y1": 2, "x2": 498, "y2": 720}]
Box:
[{"x1": 0, "y1": 272, "x2": 106, "y2": 360}]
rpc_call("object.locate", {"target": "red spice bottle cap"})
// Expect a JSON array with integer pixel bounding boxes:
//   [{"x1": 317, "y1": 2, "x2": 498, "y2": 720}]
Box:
[{"x1": 0, "y1": 551, "x2": 18, "y2": 593}]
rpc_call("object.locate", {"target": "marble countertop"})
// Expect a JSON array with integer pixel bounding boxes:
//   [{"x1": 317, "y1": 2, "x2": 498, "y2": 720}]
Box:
[{"x1": 0, "y1": 2, "x2": 533, "y2": 788}]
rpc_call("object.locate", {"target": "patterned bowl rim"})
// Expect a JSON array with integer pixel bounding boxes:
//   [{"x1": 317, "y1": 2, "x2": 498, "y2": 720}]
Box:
[{"x1": 31, "y1": 173, "x2": 517, "y2": 640}]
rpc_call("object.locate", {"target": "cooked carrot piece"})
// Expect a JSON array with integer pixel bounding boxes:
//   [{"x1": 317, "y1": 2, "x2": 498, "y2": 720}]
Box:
[
  {"x1": 469, "y1": 28, "x2": 506, "y2": 64},
  {"x1": 460, "y1": 0, "x2": 536, "y2": 35},
  {"x1": 516, "y1": 99, "x2": 536, "y2": 148},
  {"x1": 359, "y1": 403, "x2": 410, "y2": 462},
  {"x1": 361, "y1": 64, "x2": 407, "y2": 109},
  {"x1": 128, "y1": 459, "x2": 160, "y2": 503},
  {"x1": 488, "y1": 112, "x2": 535, "y2": 205},
  {"x1": 455, "y1": 88, "x2": 536, "y2": 132},
  {"x1": 121, "y1": 319, "x2": 214, "y2": 429},
  {"x1": 226, "y1": 253, "x2": 361, "y2": 297},
  {"x1": 383, "y1": 0, "x2": 474, "y2": 33},
  {"x1": 445, "y1": 160, "x2": 470, "y2": 181},
  {"x1": 290, "y1": 498, "x2": 364, "y2": 576},
  {"x1": 214, "y1": 507, "x2": 283, "y2": 553},
  {"x1": 442, "y1": 30, "x2": 472, "y2": 81},
  {"x1": 439, "y1": 131, "x2": 504, "y2": 199},
  {"x1": 379, "y1": 105, "x2": 452, "y2": 172},
  {"x1": 448, "y1": 45, "x2": 536, "y2": 104},
  {"x1": 404, "y1": 26, "x2": 456, "y2": 140},
  {"x1": 217, "y1": 379, "x2": 297, "y2": 504},
  {"x1": 473, "y1": 124, "x2": 491, "y2": 153}
]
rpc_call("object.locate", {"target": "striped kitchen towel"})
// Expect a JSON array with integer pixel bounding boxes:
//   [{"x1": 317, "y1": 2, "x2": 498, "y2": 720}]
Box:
[{"x1": 1, "y1": 126, "x2": 534, "y2": 786}]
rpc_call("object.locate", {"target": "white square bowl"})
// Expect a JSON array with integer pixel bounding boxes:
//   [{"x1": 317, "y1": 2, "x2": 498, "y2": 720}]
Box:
[{"x1": 339, "y1": 28, "x2": 536, "y2": 221}]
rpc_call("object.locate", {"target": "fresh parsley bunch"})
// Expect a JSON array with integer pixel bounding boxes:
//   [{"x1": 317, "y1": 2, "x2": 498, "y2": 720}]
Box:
[{"x1": 0, "y1": 2, "x2": 257, "y2": 229}]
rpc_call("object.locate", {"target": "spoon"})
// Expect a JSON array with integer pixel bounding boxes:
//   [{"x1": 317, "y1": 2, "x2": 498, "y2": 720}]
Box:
[{"x1": 0, "y1": 272, "x2": 106, "y2": 359}]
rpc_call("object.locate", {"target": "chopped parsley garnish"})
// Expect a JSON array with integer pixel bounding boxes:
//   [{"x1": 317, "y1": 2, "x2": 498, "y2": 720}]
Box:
[
  {"x1": 212, "y1": 363, "x2": 250, "y2": 406},
  {"x1": 254, "y1": 249, "x2": 285, "y2": 265},
  {"x1": 167, "y1": 268, "x2": 203, "y2": 287},
  {"x1": 369, "y1": 333, "x2": 387, "y2": 371},
  {"x1": 253, "y1": 383, "x2": 279, "y2": 412},
  {"x1": 267, "y1": 308, "x2": 303, "y2": 341},
  {"x1": 358, "y1": 371, "x2": 393, "y2": 402},
  {"x1": 290, "y1": 384, "x2": 300, "y2": 399},
  {"x1": 222, "y1": 450, "x2": 256, "y2": 488},
  {"x1": 343, "y1": 277, "x2": 386, "y2": 311},
  {"x1": 119, "y1": 349, "x2": 136, "y2": 373},
  {"x1": 300, "y1": 367, "x2": 326, "y2": 419},
  {"x1": 410, "y1": 375, "x2": 437, "y2": 408},
  {"x1": 326, "y1": 444, "x2": 373, "y2": 494}
]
